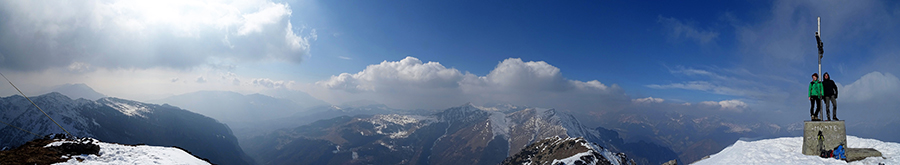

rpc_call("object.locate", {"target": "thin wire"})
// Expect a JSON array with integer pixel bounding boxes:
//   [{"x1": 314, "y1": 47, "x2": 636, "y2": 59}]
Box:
[
  {"x1": 0, "y1": 119, "x2": 40, "y2": 137},
  {"x1": 0, "y1": 71, "x2": 71, "y2": 137}
]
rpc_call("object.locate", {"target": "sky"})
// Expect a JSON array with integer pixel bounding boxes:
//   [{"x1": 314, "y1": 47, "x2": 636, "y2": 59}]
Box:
[{"x1": 1, "y1": 0, "x2": 899, "y2": 125}]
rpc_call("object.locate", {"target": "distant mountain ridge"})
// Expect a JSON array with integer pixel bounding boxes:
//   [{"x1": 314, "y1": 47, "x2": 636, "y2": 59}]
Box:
[
  {"x1": 242, "y1": 103, "x2": 669, "y2": 165},
  {"x1": 44, "y1": 83, "x2": 106, "y2": 100},
  {"x1": 151, "y1": 90, "x2": 312, "y2": 123},
  {"x1": 0, "y1": 92, "x2": 254, "y2": 165},
  {"x1": 595, "y1": 109, "x2": 793, "y2": 163}
]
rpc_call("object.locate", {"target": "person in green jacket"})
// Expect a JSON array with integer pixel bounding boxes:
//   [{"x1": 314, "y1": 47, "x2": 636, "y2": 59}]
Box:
[{"x1": 809, "y1": 73, "x2": 824, "y2": 121}]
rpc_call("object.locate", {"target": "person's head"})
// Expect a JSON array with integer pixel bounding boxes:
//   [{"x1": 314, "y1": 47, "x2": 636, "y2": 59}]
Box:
[
  {"x1": 824, "y1": 72, "x2": 830, "y2": 80},
  {"x1": 812, "y1": 73, "x2": 818, "y2": 81}
]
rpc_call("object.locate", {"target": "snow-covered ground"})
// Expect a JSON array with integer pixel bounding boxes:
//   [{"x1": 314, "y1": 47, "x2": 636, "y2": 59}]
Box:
[
  {"x1": 693, "y1": 135, "x2": 898, "y2": 165},
  {"x1": 46, "y1": 139, "x2": 210, "y2": 165}
]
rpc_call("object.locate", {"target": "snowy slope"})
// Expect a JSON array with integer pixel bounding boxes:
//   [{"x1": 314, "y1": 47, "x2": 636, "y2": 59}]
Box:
[
  {"x1": 47, "y1": 139, "x2": 210, "y2": 165},
  {"x1": 693, "y1": 135, "x2": 898, "y2": 165}
]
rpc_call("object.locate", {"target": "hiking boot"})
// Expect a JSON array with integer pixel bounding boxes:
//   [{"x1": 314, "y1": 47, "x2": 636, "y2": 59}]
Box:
[
  {"x1": 833, "y1": 116, "x2": 839, "y2": 121},
  {"x1": 811, "y1": 115, "x2": 816, "y2": 121}
]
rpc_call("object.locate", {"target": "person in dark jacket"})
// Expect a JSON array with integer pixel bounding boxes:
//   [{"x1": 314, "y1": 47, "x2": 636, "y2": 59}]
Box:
[
  {"x1": 809, "y1": 73, "x2": 823, "y2": 121},
  {"x1": 822, "y1": 72, "x2": 838, "y2": 121}
]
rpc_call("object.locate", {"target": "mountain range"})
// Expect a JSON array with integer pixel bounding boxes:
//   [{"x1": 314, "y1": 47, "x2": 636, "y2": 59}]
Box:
[
  {"x1": 591, "y1": 108, "x2": 793, "y2": 163},
  {"x1": 241, "y1": 103, "x2": 677, "y2": 165},
  {"x1": 11, "y1": 83, "x2": 889, "y2": 165},
  {"x1": 0, "y1": 93, "x2": 254, "y2": 165}
]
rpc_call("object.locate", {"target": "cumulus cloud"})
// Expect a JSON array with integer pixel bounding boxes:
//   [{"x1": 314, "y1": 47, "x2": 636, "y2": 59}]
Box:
[
  {"x1": 632, "y1": 97, "x2": 664, "y2": 104},
  {"x1": 699, "y1": 100, "x2": 748, "y2": 112},
  {"x1": 0, "y1": 0, "x2": 316, "y2": 71},
  {"x1": 313, "y1": 56, "x2": 625, "y2": 110},
  {"x1": 253, "y1": 78, "x2": 294, "y2": 89},
  {"x1": 317, "y1": 56, "x2": 468, "y2": 93},
  {"x1": 658, "y1": 16, "x2": 719, "y2": 45},
  {"x1": 840, "y1": 71, "x2": 900, "y2": 103}
]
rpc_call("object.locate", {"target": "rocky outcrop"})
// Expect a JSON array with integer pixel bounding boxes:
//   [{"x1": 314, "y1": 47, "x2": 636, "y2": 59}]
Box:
[
  {"x1": 501, "y1": 136, "x2": 632, "y2": 165},
  {"x1": 846, "y1": 148, "x2": 882, "y2": 162}
]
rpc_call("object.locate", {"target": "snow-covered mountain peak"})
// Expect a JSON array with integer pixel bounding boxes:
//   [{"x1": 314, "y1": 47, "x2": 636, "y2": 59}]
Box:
[
  {"x1": 46, "y1": 83, "x2": 107, "y2": 101},
  {"x1": 34, "y1": 92, "x2": 94, "y2": 108},
  {"x1": 38, "y1": 92, "x2": 71, "y2": 100}
]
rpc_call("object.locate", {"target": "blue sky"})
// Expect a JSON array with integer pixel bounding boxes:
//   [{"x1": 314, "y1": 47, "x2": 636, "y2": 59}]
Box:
[
  {"x1": 295, "y1": 0, "x2": 750, "y2": 97},
  {"x1": 1, "y1": 0, "x2": 899, "y2": 125},
  {"x1": 290, "y1": 0, "x2": 898, "y2": 105}
]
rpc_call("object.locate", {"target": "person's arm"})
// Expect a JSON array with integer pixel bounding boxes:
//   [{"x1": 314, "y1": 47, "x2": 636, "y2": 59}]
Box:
[
  {"x1": 819, "y1": 82, "x2": 825, "y2": 97},
  {"x1": 809, "y1": 83, "x2": 814, "y2": 99},
  {"x1": 834, "y1": 81, "x2": 838, "y2": 98}
]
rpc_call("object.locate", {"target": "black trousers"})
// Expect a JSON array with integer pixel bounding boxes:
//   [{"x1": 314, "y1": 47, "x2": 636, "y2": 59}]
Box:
[{"x1": 810, "y1": 97, "x2": 822, "y2": 117}]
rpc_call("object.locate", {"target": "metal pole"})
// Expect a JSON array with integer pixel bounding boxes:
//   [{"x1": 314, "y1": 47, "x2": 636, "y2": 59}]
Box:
[{"x1": 818, "y1": 17, "x2": 821, "y2": 77}]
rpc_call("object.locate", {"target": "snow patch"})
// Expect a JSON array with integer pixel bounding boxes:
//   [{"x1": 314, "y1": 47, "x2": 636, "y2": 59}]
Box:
[
  {"x1": 102, "y1": 100, "x2": 151, "y2": 118},
  {"x1": 390, "y1": 131, "x2": 410, "y2": 139},
  {"x1": 551, "y1": 149, "x2": 596, "y2": 165},
  {"x1": 47, "y1": 138, "x2": 209, "y2": 165},
  {"x1": 489, "y1": 111, "x2": 510, "y2": 138},
  {"x1": 366, "y1": 114, "x2": 433, "y2": 139},
  {"x1": 694, "y1": 135, "x2": 898, "y2": 165}
]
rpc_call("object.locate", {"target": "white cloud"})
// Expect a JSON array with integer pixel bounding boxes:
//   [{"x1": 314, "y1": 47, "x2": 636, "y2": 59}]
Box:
[
  {"x1": 633, "y1": 97, "x2": 664, "y2": 104},
  {"x1": 658, "y1": 16, "x2": 719, "y2": 45},
  {"x1": 700, "y1": 100, "x2": 748, "y2": 112},
  {"x1": 337, "y1": 56, "x2": 353, "y2": 60},
  {"x1": 840, "y1": 71, "x2": 900, "y2": 103},
  {"x1": 67, "y1": 62, "x2": 93, "y2": 73},
  {"x1": 253, "y1": 78, "x2": 294, "y2": 89},
  {"x1": 317, "y1": 56, "x2": 468, "y2": 93},
  {"x1": 0, "y1": 0, "x2": 316, "y2": 71},
  {"x1": 312, "y1": 56, "x2": 623, "y2": 109}
]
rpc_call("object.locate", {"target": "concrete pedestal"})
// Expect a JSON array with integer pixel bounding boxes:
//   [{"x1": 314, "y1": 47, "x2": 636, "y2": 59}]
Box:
[{"x1": 802, "y1": 120, "x2": 846, "y2": 155}]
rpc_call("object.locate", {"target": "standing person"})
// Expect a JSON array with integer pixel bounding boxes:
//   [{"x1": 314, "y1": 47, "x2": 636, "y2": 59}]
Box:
[
  {"x1": 822, "y1": 72, "x2": 839, "y2": 121},
  {"x1": 809, "y1": 73, "x2": 824, "y2": 121}
]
